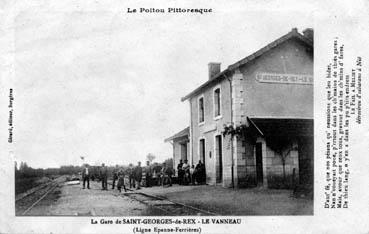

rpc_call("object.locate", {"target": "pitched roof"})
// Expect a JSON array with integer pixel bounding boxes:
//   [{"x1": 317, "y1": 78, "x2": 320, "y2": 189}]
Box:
[
  {"x1": 164, "y1": 127, "x2": 190, "y2": 142},
  {"x1": 181, "y1": 28, "x2": 313, "y2": 101}
]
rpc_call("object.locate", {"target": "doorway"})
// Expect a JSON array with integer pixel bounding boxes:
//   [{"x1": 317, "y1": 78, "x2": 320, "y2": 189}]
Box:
[
  {"x1": 215, "y1": 135, "x2": 223, "y2": 183},
  {"x1": 199, "y1": 139, "x2": 206, "y2": 165},
  {"x1": 199, "y1": 138, "x2": 206, "y2": 183},
  {"x1": 255, "y1": 142, "x2": 263, "y2": 185},
  {"x1": 180, "y1": 143, "x2": 187, "y2": 161}
]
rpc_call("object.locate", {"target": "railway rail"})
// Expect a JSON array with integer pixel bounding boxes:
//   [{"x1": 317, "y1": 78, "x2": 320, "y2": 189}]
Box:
[
  {"x1": 15, "y1": 176, "x2": 65, "y2": 215},
  {"x1": 106, "y1": 180, "x2": 217, "y2": 215},
  {"x1": 16, "y1": 178, "x2": 218, "y2": 216},
  {"x1": 119, "y1": 190, "x2": 218, "y2": 216}
]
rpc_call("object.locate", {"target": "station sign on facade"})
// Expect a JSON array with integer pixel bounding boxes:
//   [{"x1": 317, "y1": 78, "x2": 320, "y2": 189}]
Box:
[{"x1": 256, "y1": 73, "x2": 313, "y2": 85}]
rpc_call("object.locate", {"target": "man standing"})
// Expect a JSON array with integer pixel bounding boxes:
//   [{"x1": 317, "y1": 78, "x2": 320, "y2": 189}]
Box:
[
  {"x1": 152, "y1": 162, "x2": 162, "y2": 186},
  {"x1": 134, "y1": 161, "x2": 142, "y2": 190},
  {"x1": 182, "y1": 159, "x2": 190, "y2": 185},
  {"x1": 82, "y1": 164, "x2": 90, "y2": 189},
  {"x1": 190, "y1": 165, "x2": 195, "y2": 185},
  {"x1": 177, "y1": 159, "x2": 184, "y2": 185},
  {"x1": 145, "y1": 161, "x2": 152, "y2": 187},
  {"x1": 100, "y1": 163, "x2": 108, "y2": 190},
  {"x1": 161, "y1": 162, "x2": 172, "y2": 187},
  {"x1": 195, "y1": 160, "x2": 206, "y2": 184},
  {"x1": 117, "y1": 168, "x2": 127, "y2": 192},
  {"x1": 127, "y1": 163, "x2": 135, "y2": 189},
  {"x1": 112, "y1": 164, "x2": 119, "y2": 190}
]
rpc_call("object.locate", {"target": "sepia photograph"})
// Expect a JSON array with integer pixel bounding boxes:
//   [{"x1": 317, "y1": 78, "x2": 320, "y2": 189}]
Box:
[{"x1": 11, "y1": 10, "x2": 314, "y2": 217}]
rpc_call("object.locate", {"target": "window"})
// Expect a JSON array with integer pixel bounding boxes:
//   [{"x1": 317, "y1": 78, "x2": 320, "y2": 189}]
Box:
[
  {"x1": 214, "y1": 88, "x2": 221, "y2": 117},
  {"x1": 198, "y1": 97, "x2": 204, "y2": 123}
]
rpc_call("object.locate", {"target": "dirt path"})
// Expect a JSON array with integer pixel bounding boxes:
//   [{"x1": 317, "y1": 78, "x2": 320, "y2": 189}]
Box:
[
  {"x1": 142, "y1": 185, "x2": 313, "y2": 215},
  {"x1": 19, "y1": 181, "x2": 152, "y2": 216},
  {"x1": 16, "y1": 180, "x2": 312, "y2": 216}
]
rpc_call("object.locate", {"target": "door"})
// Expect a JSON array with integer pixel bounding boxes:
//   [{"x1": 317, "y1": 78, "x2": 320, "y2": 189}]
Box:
[
  {"x1": 215, "y1": 135, "x2": 223, "y2": 183},
  {"x1": 199, "y1": 139, "x2": 205, "y2": 164},
  {"x1": 180, "y1": 143, "x2": 187, "y2": 161},
  {"x1": 255, "y1": 142, "x2": 263, "y2": 185}
]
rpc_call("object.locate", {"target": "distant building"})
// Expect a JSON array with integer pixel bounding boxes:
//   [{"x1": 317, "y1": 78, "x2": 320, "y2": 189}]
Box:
[
  {"x1": 164, "y1": 127, "x2": 190, "y2": 175},
  {"x1": 179, "y1": 28, "x2": 314, "y2": 188}
]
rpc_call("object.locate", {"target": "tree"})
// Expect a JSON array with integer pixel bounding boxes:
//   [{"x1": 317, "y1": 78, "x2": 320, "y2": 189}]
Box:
[
  {"x1": 163, "y1": 158, "x2": 173, "y2": 169},
  {"x1": 267, "y1": 137, "x2": 297, "y2": 186},
  {"x1": 146, "y1": 153, "x2": 156, "y2": 163},
  {"x1": 19, "y1": 161, "x2": 29, "y2": 172}
]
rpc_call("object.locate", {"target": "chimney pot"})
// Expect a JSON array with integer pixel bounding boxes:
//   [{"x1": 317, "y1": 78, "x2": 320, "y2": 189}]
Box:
[
  {"x1": 303, "y1": 28, "x2": 314, "y2": 42},
  {"x1": 208, "y1": 62, "x2": 221, "y2": 80}
]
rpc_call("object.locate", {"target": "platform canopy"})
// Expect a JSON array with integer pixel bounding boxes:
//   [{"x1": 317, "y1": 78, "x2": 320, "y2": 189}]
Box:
[
  {"x1": 164, "y1": 127, "x2": 190, "y2": 143},
  {"x1": 247, "y1": 117, "x2": 314, "y2": 137}
]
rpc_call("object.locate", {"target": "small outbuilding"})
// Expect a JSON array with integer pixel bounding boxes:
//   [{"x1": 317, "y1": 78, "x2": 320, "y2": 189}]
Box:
[{"x1": 164, "y1": 127, "x2": 190, "y2": 175}]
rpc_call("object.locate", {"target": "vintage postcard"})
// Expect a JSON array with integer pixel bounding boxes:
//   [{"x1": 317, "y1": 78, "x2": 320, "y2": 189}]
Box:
[{"x1": 1, "y1": 0, "x2": 368, "y2": 233}]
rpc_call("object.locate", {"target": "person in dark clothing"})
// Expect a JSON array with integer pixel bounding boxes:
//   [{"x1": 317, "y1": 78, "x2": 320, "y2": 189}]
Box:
[
  {"x1": 81, "y1": 164, "x2": 90, "y2": 189},
  {"x1": 177, "y1": 160, "x2": 184, "y2": 185},
  {"x1": 195, "y1": 160, "x2": 205, "y2": 184},
  {"x1": 152, "y1": 163, "x2": 162, "y2": 186},
  {"x1": 182, "y1": 159, "x2": 190, "y2": 185},
  {"x1": 100, "y1": 163, "x2": 108, "y2": 190},
  {"x1": 190, "y1": 165, "x2": 195, "y2": 185},
  {"x1": 161, "y1": 163, "x2": 173, "y2": 187},
  {"x1": 127, "y1": 163, "x2": 135, "y2": 188},
  {"x1": 134, "y1": 161, "x2": 142, "y2": 190},
  {"x1": 145, "y1": 161, "x2": 152, "y2": 187},
  {"x1": 201, "y1": 162, "x2": 206, "y2": 183},
  {"x1": 117, "y1": 168, "x2": 127, "y2": 192},
  {"x1": 112, "y1": 164, "x2": 119, "y2": 190}
]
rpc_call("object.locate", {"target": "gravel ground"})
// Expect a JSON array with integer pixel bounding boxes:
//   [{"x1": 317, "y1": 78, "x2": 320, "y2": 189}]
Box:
[
  {"x1": 20, "y1": 181, "x2": 153, "y2": 216},
  {"x1": 17, "y1": 180, "x2": 312, "y2": 216},
  {"x1": 138, "y1": 185, "x2": 313, "y2": 215}
]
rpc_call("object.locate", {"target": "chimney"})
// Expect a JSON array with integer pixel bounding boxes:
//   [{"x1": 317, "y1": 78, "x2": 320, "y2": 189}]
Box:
[
  {"x1": 303, "y1": 28, "x2": 314, "y2": 42},
  {"x1": 291, "y1": 27, "x2": 298, "y2": 33},
  {"x1": 208, "y1": 62, "x2": 221, "y2": 80}
]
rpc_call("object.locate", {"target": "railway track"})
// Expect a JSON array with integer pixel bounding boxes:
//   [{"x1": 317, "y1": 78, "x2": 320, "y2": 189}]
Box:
[
  {"x1": 107, "y1": 180, "x2": 218, "y2": 215},
  {"x1": 118, "y1": 190, "x2": 218, "y2": 216},
  {"x1": 15, "y1": 176, "x2": 65, "y2": 216},
  {"x1": 17, "y1": 178, "x2": 217, "y2": 216}
]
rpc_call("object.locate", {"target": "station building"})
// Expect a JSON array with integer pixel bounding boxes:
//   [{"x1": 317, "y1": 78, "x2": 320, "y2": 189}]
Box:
[{"x1": 170, "y1": 28, "x2": 313, "y2": 189}]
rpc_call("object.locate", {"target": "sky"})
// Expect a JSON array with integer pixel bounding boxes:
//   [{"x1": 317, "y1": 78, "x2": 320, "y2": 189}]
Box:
[{"x1": 12, "y1": 7, "x2": 313, "y2": 168}]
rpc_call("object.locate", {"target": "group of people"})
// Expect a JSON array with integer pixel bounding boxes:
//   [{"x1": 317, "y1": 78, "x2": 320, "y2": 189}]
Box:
[
  {"x1": 81, "y1": 163, "x2": 121, "y2": 191},
  {"x1": 177, "y1": 160, "x2": 206, "y2": 185},
  {"x1": 124, "y1": 161, "x2": 174, "y2": 189},
  {"x1": 105, "y1": 162, "x2": 144, "y2": 191},
  {"x1": 80, "y1": 160, "x2": 176, "y2": 192}
]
